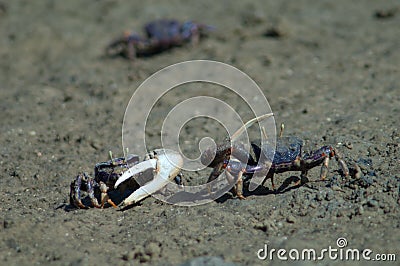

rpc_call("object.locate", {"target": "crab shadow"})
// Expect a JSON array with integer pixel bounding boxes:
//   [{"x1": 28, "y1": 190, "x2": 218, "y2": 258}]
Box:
[
  {"x1": 166, "y1": 183, "x2": 240, "y2": 205},
  {"x1": 215, "y1": 175, "x2": 309, "y2": 203},
  {"x1": 61, "y1": 175, "x2": 332, "y2": 211}
]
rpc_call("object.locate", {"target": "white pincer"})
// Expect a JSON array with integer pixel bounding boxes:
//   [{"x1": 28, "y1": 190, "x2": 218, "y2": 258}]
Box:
[{"x1": 115, "y1": 149, "x2": 183, "y2": 207}]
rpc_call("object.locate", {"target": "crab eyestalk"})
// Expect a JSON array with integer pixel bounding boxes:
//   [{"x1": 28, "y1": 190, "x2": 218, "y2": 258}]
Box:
[
  {"x1": 200, "y1": 113, "x2": 274, "y2": 168},
  {"x1": 230, "y1": 113, "x2": 274, "y2": 141}
]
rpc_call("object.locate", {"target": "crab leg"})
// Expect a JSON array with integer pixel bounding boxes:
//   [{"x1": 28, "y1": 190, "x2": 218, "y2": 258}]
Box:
[
  {"x1": 70, "y1": 173, "x2": 103, "y2": 209},
  {"x1": 333, "y1": 149, "x2": 350, "y2": 177},
  {"x1": 320, "y1": 157, "x2": 330, "y2": 180},
  {"x1": 99, "y1": 182, "x2": 118, "y2": 208},
  {"x1": 319, "y1": 148, "x2": 349, "y2": 179},
  {"x1": 70, "y1": 173, "x2": 89, "y2": 209},
  {"x1": 234, "y1": 171, "x2": 245, "y2": 199}
]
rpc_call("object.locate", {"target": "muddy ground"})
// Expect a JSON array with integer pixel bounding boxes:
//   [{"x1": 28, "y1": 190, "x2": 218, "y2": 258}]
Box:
[{"x1": 0, "y1": 1, "x2": 399, "y2": 265}]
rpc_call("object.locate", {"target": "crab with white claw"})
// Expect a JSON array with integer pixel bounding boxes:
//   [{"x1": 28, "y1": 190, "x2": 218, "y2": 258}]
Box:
[
  {"x1": 201, "y1": 117, "x2": 350, "y2": 200},
  {"x1": 69, "y1": 149, "x2": 183, "y2": 209}
]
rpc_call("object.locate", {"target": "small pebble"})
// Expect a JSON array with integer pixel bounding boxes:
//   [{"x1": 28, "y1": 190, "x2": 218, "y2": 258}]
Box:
[
  {"x1": 325, "y1": 191, "x2": 335, "y2": 201},
  {"x1": 331, "y1": 185, "x2": 344, "y2": 192},
  {"x1": 140, "y1": 254, "x2": 151, "y2": 263},
  {"x1": 357, "y1": 205, "x2": 364, "y2": 215},
  {"x1": 315, "y1": 193, "x2": 324, "y2": 201},
  {"x1": 3, "y1": 217, "x2": 13, "y2": 229},
  {"x1": 122, "y1": 252, "x2": 132, "y2": 261},
  {"x1": 344, "y1": 142, "x2": 353, "y2": 149},
  {"x1": 6, "y1": 238, "x2": 20, "y2": 252},
  {"x1": 254, "y1": 220, "x2": 277, "y2": 232},
  {"x1": 144, "y1": 242, "x2": 160, "y2": 256},
  {"x1": 309, "y1": 202, "x2": 317, "y2": 208},
  {"x1": 367, "y1": 199, "x2": 379, "y2": 208},
  {"x1": 286, "y1": 215, "x2": 296, "y2": 224}
]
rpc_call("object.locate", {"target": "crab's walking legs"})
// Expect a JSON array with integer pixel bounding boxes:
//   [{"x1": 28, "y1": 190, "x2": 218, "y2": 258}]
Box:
[
  {"x1": 334, "y1": 149, "x2": 350, "y2": 177},
  {"x1": 99, "y1": 182, "x2": 118, "y2": 208}
]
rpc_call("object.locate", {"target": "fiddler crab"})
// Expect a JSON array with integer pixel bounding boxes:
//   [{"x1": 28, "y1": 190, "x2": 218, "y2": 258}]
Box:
[
  {"x1": 70, "y1": 149, "x2": 183, "y2": 209},
  {"x1": 106, "y1": 19, "x2": 213, "y2": 60},
  {"x1": 201, "y1": 114, "x2": 350, "y2": 199}
]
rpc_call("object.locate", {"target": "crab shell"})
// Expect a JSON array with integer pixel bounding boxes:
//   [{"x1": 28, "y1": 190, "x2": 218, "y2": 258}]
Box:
[{"x1": 114, "y1": 149, "x2": 183, "y2": 207}]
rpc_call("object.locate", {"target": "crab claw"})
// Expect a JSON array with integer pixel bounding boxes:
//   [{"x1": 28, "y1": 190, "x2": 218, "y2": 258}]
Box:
[{"x1": 115, "y1": 149, "x2": 183, "y2": 207}]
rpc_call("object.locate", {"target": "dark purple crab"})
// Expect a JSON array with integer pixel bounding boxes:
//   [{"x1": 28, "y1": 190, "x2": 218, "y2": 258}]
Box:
[
  {"x1": 70, "y1": 151, "x2": 184, "y2": 209},
  {"x1": 70, "y1": 153, "x2": 140, "y2": 209},
  {"x1": 106, "y1": 19, "x2": 213, "y2": 60},
  {"x1": 201, "y1": 132, "x2": 350, "y2": 199}
]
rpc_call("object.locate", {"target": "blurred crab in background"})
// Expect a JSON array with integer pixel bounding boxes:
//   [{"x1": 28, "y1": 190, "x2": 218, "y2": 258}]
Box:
[
  {"x1": 106, "y1": 19, "x2": 213, "y2": 60},
  {"x1": 70, "y1": 149, "x2": 183, "y2": 209}
]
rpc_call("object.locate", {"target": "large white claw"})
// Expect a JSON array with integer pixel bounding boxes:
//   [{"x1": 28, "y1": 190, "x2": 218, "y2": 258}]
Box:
[
  {"x1": 115, "y1": 149, "x2": 183, "y2": 207},
  {"x1": 114, "y1": 159, "x2": 157, "y2": 189}
]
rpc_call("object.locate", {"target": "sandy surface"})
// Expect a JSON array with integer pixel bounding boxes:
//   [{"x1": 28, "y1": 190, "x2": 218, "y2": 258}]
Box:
[{"x1": 0, "y1": 1, "x2": 399, "y2": 265}]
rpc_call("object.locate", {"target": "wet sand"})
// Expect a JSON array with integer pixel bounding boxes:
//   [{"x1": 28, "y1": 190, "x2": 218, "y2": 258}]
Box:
[{"x1": 0, "y1": 1, "x2": 399, "y2": 265}]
